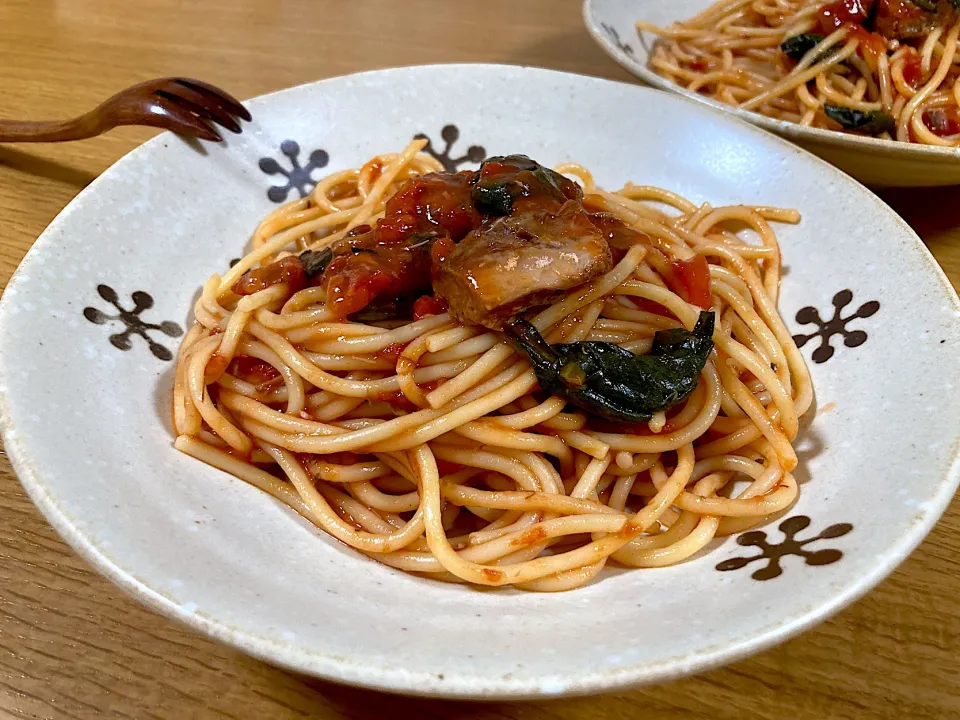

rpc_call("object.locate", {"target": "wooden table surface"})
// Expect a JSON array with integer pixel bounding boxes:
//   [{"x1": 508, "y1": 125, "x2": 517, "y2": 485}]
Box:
[{"x1": 1, "y1": 1, "x2": 959, "y2": 718}]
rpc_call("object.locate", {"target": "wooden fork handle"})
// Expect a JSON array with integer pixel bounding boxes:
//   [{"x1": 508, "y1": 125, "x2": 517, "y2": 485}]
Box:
[{"x1": 0, "y1": 114, "x2": 102, "y2": 142}]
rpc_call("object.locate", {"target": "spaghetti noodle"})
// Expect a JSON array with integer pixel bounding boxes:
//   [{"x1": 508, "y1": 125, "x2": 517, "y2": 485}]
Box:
[
  {"x1": 639, "y1": 0, "x2": 960, "y2": 146},
  {"x1": 172, "y1": 140, "x2": 813, "y2": 591}
]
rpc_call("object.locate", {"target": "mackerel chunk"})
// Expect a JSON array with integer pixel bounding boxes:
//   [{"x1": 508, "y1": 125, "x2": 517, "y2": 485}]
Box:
[
  {"x1": 434, "y1": 201, "x2": 613, "y2": 330},
  {"x1": 874, "y1": 0, "x2": 957, "y2": 39}
]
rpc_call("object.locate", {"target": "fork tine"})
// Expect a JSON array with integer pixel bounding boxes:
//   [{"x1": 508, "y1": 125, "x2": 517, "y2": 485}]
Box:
[
  {"x1": 150, "y1": 94, "x2": 223, "y2": 141},
  {"x1": 172, "y1": 78, "x2": 252, "y2": 122},
  {"x1": 156, "y1": 89, "x2": 242, "y2": 134}
]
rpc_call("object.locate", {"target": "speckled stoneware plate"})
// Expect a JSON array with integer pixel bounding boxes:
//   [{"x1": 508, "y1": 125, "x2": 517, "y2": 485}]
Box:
[
  {"x1": 1, "y1": 64, "x2": 959, "y2": 699},
  {"x1": 584, "y1": 0, "x2": 960, "y2": 187}
]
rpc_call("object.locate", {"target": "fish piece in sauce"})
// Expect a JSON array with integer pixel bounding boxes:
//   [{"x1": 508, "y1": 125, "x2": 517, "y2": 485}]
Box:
[
  {"x1": 818, "y1": 0, "x2": 874, "y2": 31},
  {"x1": 873, "y1": 0, "x2": 956, "y2": 39},
  {"x1": 433, "y1": 200, "x2": 613, "y2": 330}
]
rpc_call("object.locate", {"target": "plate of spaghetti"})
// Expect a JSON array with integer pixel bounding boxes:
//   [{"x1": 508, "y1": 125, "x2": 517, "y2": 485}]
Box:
[
  {"x1": 1, "y1": 64, "x2": 959, "y2": 698},
  {"x1": 585, "y1": 0, "x2": 960, "y2": 186}
]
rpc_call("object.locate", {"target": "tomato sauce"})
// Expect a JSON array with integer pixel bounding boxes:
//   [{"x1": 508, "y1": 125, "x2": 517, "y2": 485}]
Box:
[
  {"x1": 661, "y1": 254, "x2": 712, "y2": 310},
  {"x1": 373, "y1": 390, "x2": 417, "y2": 412},
  {"x1": 203, "y1": 352, "x2": 230, "y2": 384},
  {"x1": 847, "y1": 25, "x2": 887, "y2": 71},
  {"x1": 902, "y1": 50, "x2": 924, "y2": 88},
  {"x1": 626, "y1": 296, "x2": 675, "y2": 316},
  {"x1": 374, "y1": 342, "x2": 409, "y2": 362},
  {"x1": 817, "y1": 0, "x2": 872, "y2": 32},
  {"x1": 231, "y1": 256, "x2": 306, "y2": 296},
  {"x1": 229, "y1": 355, "x2": 281, "y2": 385},
  {"x1": 412, "y1": 295, "x2": 448, "y2": 320},
  {"x1": 319, "y1": 172, "x2": 484, "y2": 316},
  {"x1": 381, "y1": 171, "x2": 480, "y2": 243},
  {"x1": 363, "y1": 159, "x2": 383, "y2": 185},
  {"x1": 374, "y1": 380, "x2": 443, "y2": 412},
  {"x1": 436, "y1": 459, "x2": 463, "y2": 476},
  {"x1": 924, "y1": 107, "x2": 960, "y2": 136},
  {"x1": 322, "y1": 247, "x2": 427, "y2": 317}
]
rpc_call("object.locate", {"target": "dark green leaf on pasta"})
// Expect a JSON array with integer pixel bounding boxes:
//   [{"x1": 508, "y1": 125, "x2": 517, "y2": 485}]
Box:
[
  {"x1": 299, "y1": 247, "x2": 333, "y2": 277},
  {"x1": 823, "y1": 105, "x2": 896, "y2": 135},
  {"x1": 780, "y1": 33, "x2": 829, "y2": 63},
  {"x1": 505, "y1": 311, "x2": 715, "y2": 423},
  {"x1": 470, "y1": 155, "x2": 577, "y2": 216}
]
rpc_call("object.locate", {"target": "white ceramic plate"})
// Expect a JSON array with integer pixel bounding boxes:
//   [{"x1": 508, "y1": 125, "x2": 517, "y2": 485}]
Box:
[
  {"x1": 1, "y1": 64, "x2": 959, "y2": 699},
  {"x1": 583, "y1": 0, "x2": 960, "y2": 187}
]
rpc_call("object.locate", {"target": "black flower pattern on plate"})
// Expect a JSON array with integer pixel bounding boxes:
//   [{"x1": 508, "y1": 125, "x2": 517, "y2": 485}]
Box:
[
  {"x1": 83, "y1": 285, "x2": 183, "y2": 361},
  {"x1": 259, "y1": 140, "x2": 330, "y2": 202},
  {"x1": 414, "y1": 125, "x2": 486, "y2": 172},
  {"x1": 715, "y1": 515, "x2": 853, "y2": 580},
  {"x1": 600, "y1": 22, "x2": 636, "y2": 57},
  {"x1": 793, "y1": 290, "x2": 880, "y2": 364}
]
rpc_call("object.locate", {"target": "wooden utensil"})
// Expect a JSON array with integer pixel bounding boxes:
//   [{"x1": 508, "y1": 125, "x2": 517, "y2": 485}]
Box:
[{"x1": 0, "y1": 77, "x2": 251, "y2": 142}]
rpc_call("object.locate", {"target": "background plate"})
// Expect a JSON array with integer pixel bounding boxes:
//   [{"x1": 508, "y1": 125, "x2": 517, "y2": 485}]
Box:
[{"x1": 583, "y1": 0, "x2": 960, "y2": 187}]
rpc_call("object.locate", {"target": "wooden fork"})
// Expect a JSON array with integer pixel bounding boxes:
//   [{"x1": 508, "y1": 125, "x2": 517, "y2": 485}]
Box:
[{"x1": 0, "y1": 77, "x2": 252, "y2": 143}]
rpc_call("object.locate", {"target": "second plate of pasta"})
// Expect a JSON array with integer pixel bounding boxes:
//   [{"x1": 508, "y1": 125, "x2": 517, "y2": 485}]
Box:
[{"x1": 584, "y1": 0, "x2": 960, "y2": 186}]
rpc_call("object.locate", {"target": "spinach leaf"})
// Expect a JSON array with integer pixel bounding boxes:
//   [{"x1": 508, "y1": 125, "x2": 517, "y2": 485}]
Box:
[
  {"x1": 949, "y1": 0, "x2": 960, "y2": 10},
  {"x1": 780, "y1": 33, "x2": 829, "y2": 63},
  {"x1": 471, "y1": 155, "x2": 577, "y2": 216},
  {"x1": 910, "y1": 0, "x2": 939, "y2": 11},
  {"x1": 823, "y1": 105, "x2": 896, "y2": 135},
  {"x1": 506, "y1": 311, "x2": 715, "y2": 423},
  {"x1": 299, "y1": 247, "x2": 333, "y2": 277},
  {"x1": 472, "y1": 182, "x2": 515, "y2": 216}
]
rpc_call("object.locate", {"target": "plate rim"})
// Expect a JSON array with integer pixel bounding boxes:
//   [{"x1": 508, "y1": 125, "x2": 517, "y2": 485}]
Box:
[
  {"x1": 2, "y1": 62, "x2": 960, "y2": 699},
  {"x1": 582, "y1": 0, "x2": 960, "y2": 163}
]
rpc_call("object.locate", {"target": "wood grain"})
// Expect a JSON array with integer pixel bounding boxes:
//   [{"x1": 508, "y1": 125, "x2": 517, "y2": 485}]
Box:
[{"x1": 0, "y1": 1, "x2": 958, "y2": 717}]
